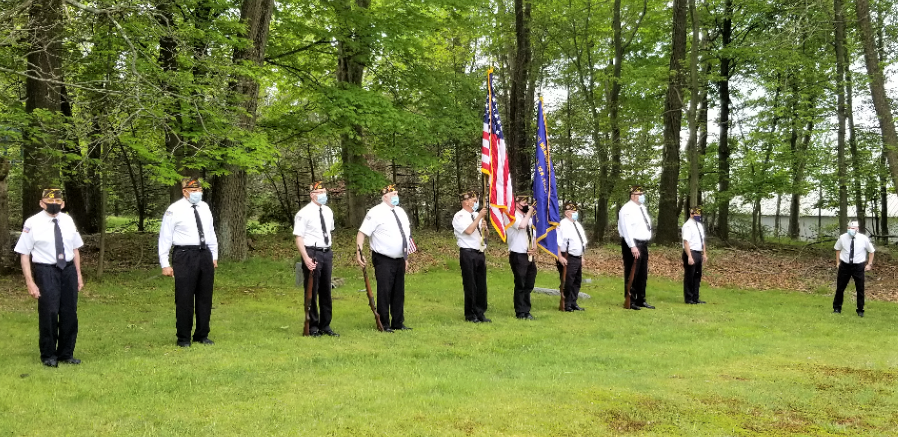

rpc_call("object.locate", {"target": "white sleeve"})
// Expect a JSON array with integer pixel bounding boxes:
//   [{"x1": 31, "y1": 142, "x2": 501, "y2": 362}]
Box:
[
  {"x1": 866, "y1": 237, "x2": 875, "y2": 253},
  {"x1": 619, "y1": 210, "x2": 635, "y2": 248},
  {"x1": 158, "y1": 209, "x2": 175, "y2": 268},
  {"x1": 293, "y1": 212, "x2": 307, "y2": 237},
  {"x1": 833, "y1": 237, "x2": 843, "y2": 251},
  {"x1": 359, "y1": 210, "x2": 377, "y2": 236},
  {"x1": 13, "y1": 220, "x2": 35, "y2": 255}
]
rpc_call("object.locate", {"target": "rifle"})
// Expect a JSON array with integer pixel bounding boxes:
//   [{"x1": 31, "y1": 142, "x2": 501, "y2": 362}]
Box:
[
  {"x1": 624, "y1": 250, "x2": 639, "y2": 309},
  {"x1": 303, "y1": 261, "x2": 315, "y2": 336},
  {"x1": 558, "y1": 240, "x2": 569, "y2": 311},
  {"x1": 359, "y1": 246, "x2": 385, "y2": 331}
]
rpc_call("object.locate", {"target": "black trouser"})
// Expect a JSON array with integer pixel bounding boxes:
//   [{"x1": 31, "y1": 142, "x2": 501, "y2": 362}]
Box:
[
  {"x1": 834, "y1": 262, "x2": 866, "y2": 312},
  {"x1": 372, "y1": 251, "x2": 406, "y2": 329},
  {"x1": 459, "y1": 248, "x2": 488, "y2": 320},
  {"x1": 302, "y1": 247, "x2": 333, "y2": 332},
  {"x1": 509, "y1": 252, "x2": 536, "y2": 315},
  {"x1": 622, "y1": 239, "x2": 649, "y2": 305},
  {"x1": 555, "y1": 254, "x2": 582, "y2": 309},
  {"x1": 172, "y1": 247, "x2": 215, "y2": 343},
  {"x1": 682, "y1": 250, "x2": 703, "y2": 303},
  {"x1": 33, "y1": 262, "x2": 79, "y2": 361}
]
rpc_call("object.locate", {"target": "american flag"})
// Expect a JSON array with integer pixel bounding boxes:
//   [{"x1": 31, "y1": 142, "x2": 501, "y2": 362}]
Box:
[{"x1": 481, "y1": 70, "x2": 515, "y2": 241}]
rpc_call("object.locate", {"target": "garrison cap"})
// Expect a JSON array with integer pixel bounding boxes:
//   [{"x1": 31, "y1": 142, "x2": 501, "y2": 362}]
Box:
[
  {"x1": 310, "y1": 181, "x2": 326, "y2": 192},
  {"x1": 381, "y1": 184, "x2": 398, "y2": 195},
  {"x1": 563, "y1": 201, "x2": 579, "y2": 212},
  {"x1": 629, "y1": 184, "x2": 645, "y2": 194},
  {"x1": 515, "y1": 193, "x2": 533, "y2": 203},
  {"x1": 181, "y1": 177, "x2": 202, "y2": 189},
  {"x1": 459, "y1": 190, "x2": 479, "y2": 201},
  {"x1": 848, "y1": 220, "x2": 859, "y2": 228},
  {"x1": 690, "y1": 205, "x2": 703, "y2": 215},
  {"x1": 42, "y1": 188, "x2": 63, "y2": 200}
]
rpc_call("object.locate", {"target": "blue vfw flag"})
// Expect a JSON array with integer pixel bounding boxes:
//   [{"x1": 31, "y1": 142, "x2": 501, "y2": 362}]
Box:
[{"x1": 533, "y1": 97, "x2": 560, "y2": 259}]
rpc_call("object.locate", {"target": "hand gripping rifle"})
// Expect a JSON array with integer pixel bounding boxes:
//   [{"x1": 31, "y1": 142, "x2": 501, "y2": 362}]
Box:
[
  {"x1": 358, "y1": 245, "x2": 385, "y2": 331},
  {"x1": 558, "y1": 240, "x2": 569, "y2": 311},
  {"x1": 624, "y1": 250, "x2": 639, "y2": 309},
  {"x1": 303, "y1": 261, "x2": 315, "y2": 336}
]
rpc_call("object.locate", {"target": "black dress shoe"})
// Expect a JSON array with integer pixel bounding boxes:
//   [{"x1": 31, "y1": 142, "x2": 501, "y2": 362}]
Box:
[
  {"x1": 857, "y1": 311, "x2": 864, "y2": 318},
  {"x1": 685, "y1": 301, "x2": 697, "y2": 304},
  {"x1": 640, "y1": 303, "x2": 656, "y2": 309},
  {"x1": 177, "y1": 341, "x2": 191, "y2": 347},
  {"x1": 394, "y1": 325, "x2": 412, "y2": 330},
  {"x1": 628, "y1": 305, "x2": 641, "y2": 310},
  {"x1": 833, "y1": 309, "x2": 841, "y2": 314},
  {"x1": 466, "y1": 318, "x2": 480, "y2": 323},
  {"x1": 321, "y1": 328, "x2": 340, "y2": 337},
  {"x1": 309, "y1": 331, "x2": 322, "y2": 337},
  {"x1": 695, "y1": 300, "x2": 707, "y2": 304},
  {"x1": 479, "y1": 317, "x2": 492, "y2": 323},
  {"x1": 524, "y1": 313, "x2": 535, "y2": 320},
  {"x1": 42, "y1": 358, "x2": 58, "y2": 368},
  {"x1": 60, "y1": 358, "x2": 81, "y2": 365},
  {"x1": 564, "y1": 307, "x2": 574, "y2": 312},
  {"x1": 195, "y1": 338, "x2": 215, "y2": 345},
  {"x1": 383, "y1": 328, "x2": 394, "y2": 333},
  {"x1": 572, "y1": 305, "x2": 585, "y2": 311}
]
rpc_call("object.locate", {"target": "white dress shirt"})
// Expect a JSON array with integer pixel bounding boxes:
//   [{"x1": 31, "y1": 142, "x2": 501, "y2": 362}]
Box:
[
  {"x1": 359, "y1": 202, "x2": 412, "y2": 259},
  {"x1": 15, "y1": 211, "x2": 84, "y2": 264},
  {"x1": 158, "y1": 198, "x2": 219, "y2": 268},
  {"x1": 293, "y1": 202, "x2": 334, "y2": 248},
  {"x1": 557, "y1": 219, "x2": 587, "y2": 256},
  {"x1": 452, "y1": 209, "x2": 486, "y2": 250},
  {"x1": 506, "y1": 210, "x2": 533, "y2": 254},
  {"x1": 834, "y1": 233, "x2": 875, "y2": 264},
  {"x1": 681, "y1": 218, "x2": 705, "y2": 251},
  {"x1": 618, "y1": 201, "x2": 652, "y2": 248}
]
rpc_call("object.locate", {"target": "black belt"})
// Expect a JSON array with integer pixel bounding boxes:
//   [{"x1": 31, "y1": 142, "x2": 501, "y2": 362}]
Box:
[
  {"x1": 173, "y1": 245, "x2": 205, "y2": 250},
  {"x1": 460, "y1": 248, "x2": 483, "y2": 253},
  {"x1": 633, "y1": 239, "x2": 650, "y2": 246},
  {"x1": 34, "y1": 261, "x2": 73, "y2": 267},
  {"x1": 305, "y1": 246, "x2": 331, "y2": 253},
  {"x1": 372, "y1": 251, "x2": 404, "y2": 260}
]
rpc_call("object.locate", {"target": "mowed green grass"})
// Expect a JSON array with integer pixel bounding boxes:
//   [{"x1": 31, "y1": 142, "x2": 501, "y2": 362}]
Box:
[{"x1": 1, "y1": 250, "x2": 897, "y2": 436}]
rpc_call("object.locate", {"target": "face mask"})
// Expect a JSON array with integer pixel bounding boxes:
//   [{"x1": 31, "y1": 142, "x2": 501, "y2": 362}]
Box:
[
  {"x1": 571, "y1": 212, "x2": 579, "y2": 221},
  {"x1": 45, "y1": 203, "x2": 62, "y2": 215},
  {"x1": 848, "y1": 229, "x2": 857, "y2": 237},
  {"x1": 638, "y1": 195, "x2": 646, "y2": 204},
  {"x1": 188, "y1": 192, "x2": 203, "y2": 204},
  {"x1": 316, "y1": 194, "x2": 328, "y2": 205},
  {"x1": 473, "y1": 201, "x2": 480, "y2": 211},
  {"x1": 390, "y1": 195, "x2": 400, "y2": 206},
  {"x1": 521, "y1": 205, "x2": 530, "y2": 213},
  {"x1": 694, "y1": 216, "x2": 702, "y2": 223}
]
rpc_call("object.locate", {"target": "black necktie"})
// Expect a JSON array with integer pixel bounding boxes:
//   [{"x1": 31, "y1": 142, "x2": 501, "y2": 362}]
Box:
[
  {"x1": 53, "y1": 218, "x2": 65, "y2": 269},
  {"x1": 573, "y1": 222, "x2": 585, "y2": 251},
  {"x1": 192, "y1": 205, "x2": 206, "y2": 250},
  {"x1": 319, "y1": 207, "x2": 330, "y2": 246},
  {"x1": 640, "y1": 206, "x2": 653, "y2": 233},
  {"x1": 392, "y1": 209, "x2": 408, "y2": 259},
  {"x1": 849, "y1": 237, "x2": 855, "y2": 264}
]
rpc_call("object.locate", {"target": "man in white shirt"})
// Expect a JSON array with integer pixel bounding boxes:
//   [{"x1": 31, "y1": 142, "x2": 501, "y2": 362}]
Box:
[
  {"x1": 294, "y1": 181, "x2": 338, "y2": 337},
  {"x1": 356, "y1": 184, "x2": 414, "y2": 332},
  {"x1": 556, "y1": 201, "x2": 587, "y2": 312},
  {"x1": 15, "y1": 188, "x2": 85, "y2": 367},
  {"x1": 158, "y1": 177, "x2": 219, "y2": 347},
  {"x1": 452, "y1": 191, "x2": 490, "y2": 323},
  {"x1": 833, "y1": 220, "x2": 875, "y2": 317},
  {"x1": 682, "y1": 206, "x2": 708, "y2": 304},
  {"x1": 618, "y1": 184, "x2": 654, "y2": 310},
  {"x1": 507, "y1": 194, "x2": 537, "y2": 320}
]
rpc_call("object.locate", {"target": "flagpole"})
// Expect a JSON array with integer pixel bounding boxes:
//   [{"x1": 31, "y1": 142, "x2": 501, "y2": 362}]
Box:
[{"x1": 482, "y1": 68, "x2": 495, "y2": 248}]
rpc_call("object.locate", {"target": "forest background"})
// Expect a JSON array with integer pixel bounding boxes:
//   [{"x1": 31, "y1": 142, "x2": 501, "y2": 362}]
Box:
[{"x1": 1, "y1": 0, "x2": 898, "y2": 273}]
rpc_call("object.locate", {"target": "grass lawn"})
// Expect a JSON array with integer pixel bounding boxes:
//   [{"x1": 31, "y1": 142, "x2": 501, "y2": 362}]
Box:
[{"x1": 1, "y1": 236, "x2": 897, "y2": 436}]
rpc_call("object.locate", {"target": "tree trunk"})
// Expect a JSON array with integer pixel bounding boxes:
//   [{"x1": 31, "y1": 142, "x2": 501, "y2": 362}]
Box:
[
  {"x1": 657, "y1": 0, "x2": 688, "y2": 244},
  {"x1": 211, "y1": 0, "x2": 273, "y2": 261},
  {"x1": 847, "y1": 73, "x2": 866, "y2": 231},
  {"x1": 834, "y1": 0, "x2": 849, "y2": 231},
  {"x1": 854, "y1": 0, "x2": 898, "y2": 195},
  {"x1": 509, "y1": 0, "x2": 532, "y2": 194},
  {"x1": 22, "y1": 0, "x2": 64, "y2": 218},
  {"x1": 686, "y1": 0, "x2": 701, "y2": 208},
  {"x1": 0, "y1": 157, "x2": 10, "y2": 273},
  {"x1": 336, "y1": 0, "x2": 373, "y2": 226},
  {"x1": 716, "y1": 0, "x2": 733, "y2": 241}
]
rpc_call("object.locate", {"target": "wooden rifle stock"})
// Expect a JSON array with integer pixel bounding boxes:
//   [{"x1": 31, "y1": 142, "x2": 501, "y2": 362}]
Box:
[
  {"x1": 624, "y1": 251, "x2": 639, "y2": 309},
  {"x1": 359, "y1": 246, "x2": 385, "y2": 331},
  {"x1": 559, "y1": 240, "x2": 569, "y2": 311},
  {"x1": 303, "y1": 263, "x2": 314, "y2": 336}
]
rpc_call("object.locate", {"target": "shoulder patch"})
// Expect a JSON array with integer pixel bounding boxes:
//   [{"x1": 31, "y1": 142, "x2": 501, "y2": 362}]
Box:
[
  {"x1": 22, "y1": 227, "x2": 30, "y2": 233},
  {"x1": 365, "y1": 215, "x2": 372, "y2": 221},
  {"x1": 165, "y1": 210, "x2": 173, "y2": 216}
]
